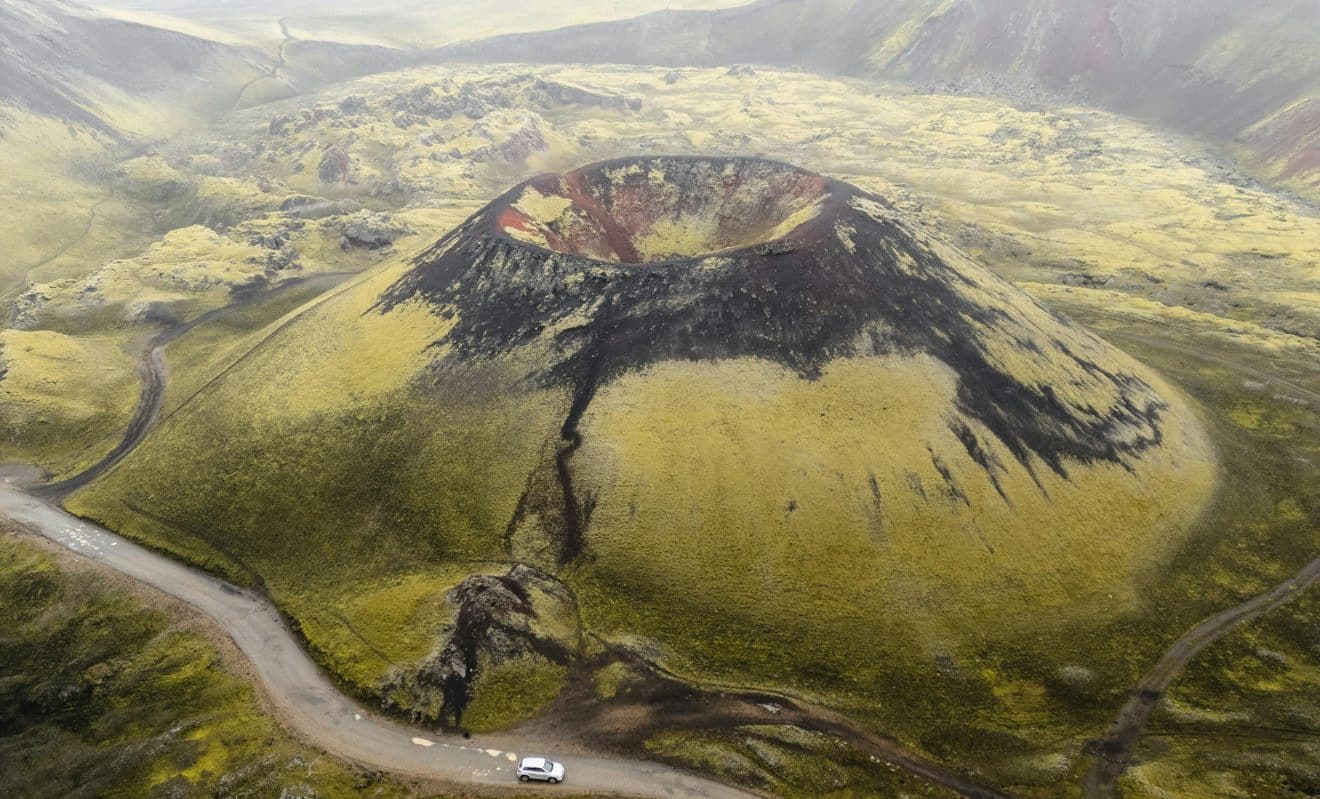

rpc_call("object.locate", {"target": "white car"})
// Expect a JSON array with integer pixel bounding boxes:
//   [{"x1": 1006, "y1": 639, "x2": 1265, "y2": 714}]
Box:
[{"x1": 516, "y1": 756, "x2": 565, "y2": 784}]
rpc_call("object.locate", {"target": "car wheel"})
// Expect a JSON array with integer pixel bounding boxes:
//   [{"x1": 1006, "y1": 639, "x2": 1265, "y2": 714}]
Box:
[
  {"x1": 548, "y1": 777, "x2": 558, "y2": 784},
  {"x1": 519, "y1": 775, "x2": 529, "y2": 782}
]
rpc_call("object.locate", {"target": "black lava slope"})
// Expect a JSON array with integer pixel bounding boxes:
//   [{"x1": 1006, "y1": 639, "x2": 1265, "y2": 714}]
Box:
[{"x1": 376, "y1": 156, "x2": 1167, "y2": 484}]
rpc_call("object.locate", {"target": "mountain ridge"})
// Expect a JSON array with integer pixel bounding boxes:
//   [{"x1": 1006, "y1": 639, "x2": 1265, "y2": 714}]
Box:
[{"x1": 434, "y1": 0, "x2": 1320, "y2": 196}]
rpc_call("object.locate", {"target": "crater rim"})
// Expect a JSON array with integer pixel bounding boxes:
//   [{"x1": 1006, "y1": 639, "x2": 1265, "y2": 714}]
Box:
[{"x1": 487, "y1": 155, "x2": 845, "y2": 266}]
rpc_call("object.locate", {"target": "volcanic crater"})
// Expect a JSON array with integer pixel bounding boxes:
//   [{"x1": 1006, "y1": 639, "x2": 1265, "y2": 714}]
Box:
[
  {"x1": 380, "y1": 156, "x2": 1204, "y2": 484},
  {"x1": 492, "y1": 157, "x2": 834, "y2": 263},
  {"x1": 74, "y1": 157, "x2": 1218, "y2": 723}
]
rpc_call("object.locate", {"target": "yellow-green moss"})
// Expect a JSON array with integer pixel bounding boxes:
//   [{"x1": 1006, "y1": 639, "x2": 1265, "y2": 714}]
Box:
[
  {"x1": 0, "y1": 534, "x2": 422, "y2": 799},
  {"x1": 0, "y1": 329, "x2": 138, "y2": 479},
  {"x1": 461, "y1": 655, "x2": 568, "y2": 732}
]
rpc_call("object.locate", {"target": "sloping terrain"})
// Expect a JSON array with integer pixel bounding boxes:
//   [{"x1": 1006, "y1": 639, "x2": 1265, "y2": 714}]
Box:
[
  {"x1": 175, "y1": 64, "x2": 1320, "y2": 344},
  {"x1": 0, "y1": 0, "x2": 267, "y2": 134},
  {"x1": 0, "y1": 0, "x2": 413, "y2": 317},
  {"x1": 66, "y1": 156, "x2": 1217, "y2": 792},
  {"x1": 0, "y1": 0, "x2": 419, "y2": 134},
  {"x1": 0, "y1": 0, "x2": 267, "y2": 310},
  {"x1": 0, "y1": 528, "x2": 458, "y2": 799},
  {"x1": 3, "y1": 61, "x2": 1307, "y2": 794},
  {"x1": 0, "y1": 2, "x2": 1314, "y2": 789},
  {"x1": 435, "y1": 0, "x2": 1320, "y2": 197}
]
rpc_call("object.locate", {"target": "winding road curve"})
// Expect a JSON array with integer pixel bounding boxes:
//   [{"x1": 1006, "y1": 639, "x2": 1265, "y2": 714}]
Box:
[
  {"x1": 0, "y1": 484, "x2": 753, "y2": 799},
  {"x1": 232, "y1": 17, "x2": 297, "y2": 111},
  {"x1": 5, "y1": 268, "x2": 1016, "y2": 798},
  {"x1": 6, "y1": 271, "x2": 757, "y2": 796},
  {"x1": 35, "y1": 272, "x2": 353, "y2": 499},
  {"x1": 8, "y1": 276, "x2": 1318, "y2": 797}
]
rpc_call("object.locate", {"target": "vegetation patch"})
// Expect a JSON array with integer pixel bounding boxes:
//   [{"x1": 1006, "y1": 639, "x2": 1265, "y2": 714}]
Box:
[
  {"x1": 10, "y1": 60, "x2": 1318, "y2": 797},
  {"x1": 0, "y1": 329, "x2": 138, "y2": 480},
  {"x1": 460, "y1": 655, "x2": 568, "y2": 733},
  {"x1": 0, "y1": 532, "x2": 425, "y2": 799}
]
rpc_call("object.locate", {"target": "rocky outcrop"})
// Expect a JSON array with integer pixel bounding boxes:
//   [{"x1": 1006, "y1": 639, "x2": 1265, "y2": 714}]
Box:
[
  {"x1": 316, "y1": 146, "x2": 353, "y2": 184},
  {"x1": 378, "y1": 565, "x2": 579, "y2": 726},
  {"x1": 383, "y1": 74, "x2": 641, "y2": 126},
  {"x1": 333, "y1": 211, "x2": 411, "y2": 250},
  {"x1": 269, "y1": 107, "x2": 344, "y2": 137}
]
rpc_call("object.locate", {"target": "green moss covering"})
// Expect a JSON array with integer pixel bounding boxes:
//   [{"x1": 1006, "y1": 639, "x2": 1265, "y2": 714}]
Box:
[
  {"x1": 460, "y1": 654, "x2": 568, "y2": 733},
  {"x1": 646, "y1": 727, "x2": 959, "y2": 798},
  {"x1": 0, "y1": 532, "x2": 430, "y2": 799},
  {"x1": 0, "y1": 330, "x2": 139, "y2": 480},
  {"x1": 8, "y1": 60, "x2": 1316, "y2": 798},
  {"x1": 1120, "y1": 598, "x2": 1320, "y2": 798}
]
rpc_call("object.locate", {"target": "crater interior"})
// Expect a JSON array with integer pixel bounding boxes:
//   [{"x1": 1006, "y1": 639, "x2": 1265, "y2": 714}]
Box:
[{"x1": 494, "y1": 157, "x2": 831, "y2": 264}]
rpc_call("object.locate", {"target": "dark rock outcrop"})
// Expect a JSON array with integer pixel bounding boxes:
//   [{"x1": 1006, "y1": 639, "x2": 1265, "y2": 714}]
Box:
[{"x1": 378, "y1": 565, "x2": 578, "y2": 726}]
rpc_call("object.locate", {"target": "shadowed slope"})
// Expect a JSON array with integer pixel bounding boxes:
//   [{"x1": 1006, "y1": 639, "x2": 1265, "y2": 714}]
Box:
[{"x1": 0, "y1": 0, "x2": 265, "y2": 133}]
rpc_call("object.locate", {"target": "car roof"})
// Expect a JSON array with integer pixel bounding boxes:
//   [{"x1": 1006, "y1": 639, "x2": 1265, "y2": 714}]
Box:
[{"x1": 520, "y1": 757, "x2": 547, "y2": 768}]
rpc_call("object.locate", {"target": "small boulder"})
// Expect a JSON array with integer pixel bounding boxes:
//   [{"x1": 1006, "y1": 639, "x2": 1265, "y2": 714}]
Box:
[
  {"x1": 334, "y1": 211, "x2": 412, "y2": 250},
  {"x1": 317, "y1": 146, "x2": 353, "y2": 184}
]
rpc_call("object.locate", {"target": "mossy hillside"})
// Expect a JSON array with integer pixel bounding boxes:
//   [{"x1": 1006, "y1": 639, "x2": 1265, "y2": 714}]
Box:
[
  {"x1": 28, "y1": 61, "x2": 1316, "y2": 793},
  {"x1": 1056, "y1": 305, "x2": 1319, "y2": 623},
  {"x1": 116, "y1": 155, "x2": 290, "y2": 231},
  {"x1": 646, "y1": 726, "x2": 960, "y2": 799},
  {"x1": 255, "y1": 0, "x2": 738, "y2": 49},
  {"x1": 0, "y1": 533, "x2": 426, "y2": 799},
  {"x1": 159, "y1": 273, "x2": 348, "y2": 415},
  {"x1": 17, "y1": 225, "x2": 275, "y2": 332},
  {"x1": 460, "y1": 655, "x2": 568, "y2": 733},
  {"x1": 0, "y1": 329, "x2": 139, "y2": 480},
  {"x1": 20, "y1": 62, "x2": 1302, "y2": 362},
  {"x1": 3, "y1": 235, "x2": 363, "y2": 483},
  {"x1": 15, "y1": 211, "x2": 406, "y2": 336},
  {"x1": 1119, "y1": 601, "x2": 1320, "y2": 798},
  {"x1": 71, "y1": 368, "x2": 563, "y2": 580},
  {"x1": 572, "y1": 299, "x2": 1317, "y2": 792},
  {"x1": 69, "y1": 370, "x2": 573, "y2": 706},
  {"x1": 294, "y1": 566, "x2": 497, "y2": 697},
  {"x1": 0, "y1": 162, "x2": 456, "y2": 482},
  {"x1": 64, "y1": 155, "x2": 1224, "y2": 796},
  {"x1": 0, "y1": 115, "x2": 151, "y2": 302},
  {"x1": 569, "y1": 349, "x2": 1212, "y2": 684},
  {"x1": 68, "y1": 259, "x2": 572, "y2": 691}
]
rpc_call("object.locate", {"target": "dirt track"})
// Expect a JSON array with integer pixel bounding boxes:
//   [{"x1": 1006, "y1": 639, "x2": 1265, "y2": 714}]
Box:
[
  {"x1": 35, "y1": 272, "x2": 351, "y2": 498},
  {"x1": 1081, "y1": 553, "x2": 1320, "y2": 798},
  {"x1": 0, "y1": 484, "x2": 757, "y2": 798},
  {"x1": 1080, "y1": 331, "x2": 1320, "y2": 798},
  {"x1": 13, "y1": 261, "x2": 1015, "y2": 798},
  {"x1": 17, "y1": 271, "x2": 1318, "y2": 799}
]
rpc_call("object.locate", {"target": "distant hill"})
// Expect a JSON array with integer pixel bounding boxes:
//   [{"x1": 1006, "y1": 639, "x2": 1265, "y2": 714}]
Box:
[
  {"x1": 0, "y1": 0, "x2": 414, "y2": 137},
  {"x1": 82, "y1": 0, "x2": 745, "y2": 49},
  {"x1": 437, "y1": 0, "x2": 1320, "y2": 196},
  {"x1": 0, "y1": 0, "x2": 268, "y2": 134}
]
